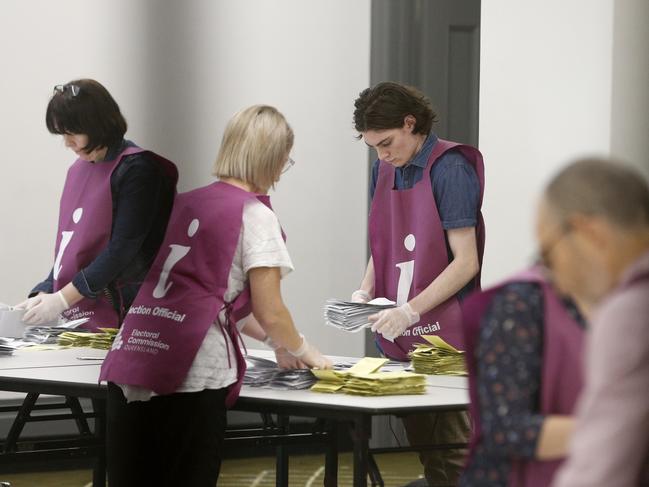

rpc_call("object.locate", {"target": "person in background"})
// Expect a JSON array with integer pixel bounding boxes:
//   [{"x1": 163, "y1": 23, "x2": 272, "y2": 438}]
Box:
[
  {"x1": 535, "y1": 158, "x2": 649, "y2": 487},
  {"x1": 16, "y1": 79, "x2": 177, "y2": 330},
  {"x1": 459, "y1": 264, "x2": 584, "y2": 487},
  {"x1": 352, "y1": 82, "x2": 485, "y2": 486},
  {"x1": 100, "y1": 105, "x2": 332, "y2": 487}
]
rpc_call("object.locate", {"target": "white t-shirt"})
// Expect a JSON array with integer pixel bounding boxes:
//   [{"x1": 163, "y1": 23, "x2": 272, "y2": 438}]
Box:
[{"x1": 119, "y1": 199, "x2": 293, "y2": 402}]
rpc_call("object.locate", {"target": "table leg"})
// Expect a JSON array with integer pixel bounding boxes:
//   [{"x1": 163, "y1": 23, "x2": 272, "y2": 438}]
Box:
[
  {"x1": 368, "y1": 453, "x2": 384, "y2": 487},
  {"x1": 324, "y1": 420, "x2": 338, "y2": 487},
  {"x1": 275, "y1": 414, "x2": 289, "y2": 486},
  {"x1": 351, "y1": 415, "x2": 371, "y2": 487},
  {"x1": 66, "y1": 396, "x2": 91, "y2": 435},
  {"x1": 4, "y1": 393, "x2": 38, "y2": 453},
  {"x1": 91, "y1": 398, "x2": 106, "y2": 487}
]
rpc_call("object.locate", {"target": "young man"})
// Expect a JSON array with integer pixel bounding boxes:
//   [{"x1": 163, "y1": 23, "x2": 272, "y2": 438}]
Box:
[
  {"x1": 535, "y1": 158, "x2": 649, "y2": 487},
  {"x1": 352, "y1": 82, "x2": 485, "y2": 486}
]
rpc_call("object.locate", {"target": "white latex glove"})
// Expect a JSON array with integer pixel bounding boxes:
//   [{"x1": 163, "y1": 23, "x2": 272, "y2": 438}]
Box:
[
  {"x1": 274, "y1": 348, "x2": 307, "y2": 369},
  {"x1": 369, "y1": 303, "x2": 420, "y2": 341},
  {"x1": 14, "y1": 296, "x2": 42, "y2": 311},
  {"x1": 350, "y1": 289, "x2": 372, "y2": 303},
  {"x1": 263, "y1": 335, "x2": 306, "y2": 369},
  {"x1": 21, "y1": 291, "x2": 69, "y2": 325},
  {"x1": 288, "y1": 335, "x2": 333, "y2": 369}
]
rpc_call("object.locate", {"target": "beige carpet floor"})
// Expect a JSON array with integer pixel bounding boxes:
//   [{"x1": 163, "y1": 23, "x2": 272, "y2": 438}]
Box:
[{"x1": 0, "y1": 451, "x2": 425, "y2": 487}]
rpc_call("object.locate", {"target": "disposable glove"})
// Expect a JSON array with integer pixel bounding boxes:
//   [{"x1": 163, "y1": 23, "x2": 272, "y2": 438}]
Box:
[
  {"x1": 274, "y1": 347, "x2": 307, "y2": 369},
  {"x1": 288, "y1": 335, "x2": 333, "y2": 369},
  {"x1": 369, "y1": 302, "x2": 420, "y2": 341},
  {"x1": 20, "y1": 291, "x2": 69, "y2": 325},
  {"x1": 350, "y1": 289, "x2": 372, "y2": 303},
  {"x1": 263, "y1": 335, "x2": 306, "y2": 369},
  {"x1": 14, "y1": 296, "x2": 42, "y2": 312}
]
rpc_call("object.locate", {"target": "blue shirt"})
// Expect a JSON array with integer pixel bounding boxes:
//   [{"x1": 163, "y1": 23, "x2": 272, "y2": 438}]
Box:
[
  {"x1": 369, "y1": 133, "x2": 480, "y2": 230},
  {"x1": 369, "y1": 133, "x2": 481, "y2": 299}
]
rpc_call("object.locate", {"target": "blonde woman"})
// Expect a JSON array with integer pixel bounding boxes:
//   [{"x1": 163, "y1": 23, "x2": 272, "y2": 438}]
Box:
[{"x1": 101, "y1": 105, "x2": 331, "y2": 487}]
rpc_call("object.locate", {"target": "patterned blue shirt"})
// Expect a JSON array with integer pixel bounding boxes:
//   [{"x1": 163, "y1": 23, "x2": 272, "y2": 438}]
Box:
[{"x1": 459, "y1": 282, "x2": 585, "y2": 487}]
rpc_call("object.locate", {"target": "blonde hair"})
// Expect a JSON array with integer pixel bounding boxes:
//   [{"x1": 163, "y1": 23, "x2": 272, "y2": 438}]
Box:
[{"x1": 213, "y1": 105, "x2": 294, "y2": 191}]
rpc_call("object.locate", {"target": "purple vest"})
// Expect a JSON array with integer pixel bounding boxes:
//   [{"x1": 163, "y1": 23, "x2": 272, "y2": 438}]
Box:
[
  {"x1": 369, "y1": 138, "x2": 485, "y2": 360},
  {"x1": 53, "y1": 146, "x2": 178, "y2": 331},
  {"x1": 100, "y1": 181, "x2": 276, "y2": 407},
  {"x1": 462, "y1": 267, "x2": 584, "y2": 487}
]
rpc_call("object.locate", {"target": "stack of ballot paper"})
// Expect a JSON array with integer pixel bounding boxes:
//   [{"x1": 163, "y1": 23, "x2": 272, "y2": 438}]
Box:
[
  {"x1": 57, "y1": 328, "x2": 118, "y2": 349},
  {"x1": 243, "y1": 355, "x2": 317, "y2": 390},
  {"x1": 22, "y1": 318, "x2": 90, "y2": 344},
  {"x1": 311, "y1": 357, "x2": 426, "y2": 396},
  {"x1": 324, "y1": 298, "x2": 396, "y2": 333},
  {"x1": 409, "y1": 335, "x2": 467, "y2": 376},
  {"x1": 0, "y1": 338, "x2": 18, "y2": 355}
]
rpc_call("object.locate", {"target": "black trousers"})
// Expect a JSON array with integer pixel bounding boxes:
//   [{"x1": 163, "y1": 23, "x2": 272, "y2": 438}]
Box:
[{"x1": 106, "y1": 383, "x2": 228, "y2": 487}]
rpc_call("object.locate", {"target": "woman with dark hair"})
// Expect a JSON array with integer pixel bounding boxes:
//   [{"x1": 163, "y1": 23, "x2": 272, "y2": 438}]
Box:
[
  {"x1": 17, "y1": 79, "x2": 178, "y2": 330},
  {"x1": 352, "y1": 81, "x2": 486, "y2": 486}
]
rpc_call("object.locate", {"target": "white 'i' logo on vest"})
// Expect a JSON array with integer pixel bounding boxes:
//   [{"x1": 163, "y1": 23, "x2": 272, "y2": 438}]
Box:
[
  {"x1": 395, "y1": 233, "x2": 416, "y2": 305},
  {"x1": 53, "y1": 208, "x2": 83, "y2": 281},
  {"x1": 152, "y1": 218, "x2": 200, "y2": 299}
]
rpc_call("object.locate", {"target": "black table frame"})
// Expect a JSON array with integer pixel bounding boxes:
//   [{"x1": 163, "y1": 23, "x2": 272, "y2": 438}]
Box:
[{"x1": 0, "y1": 374, "x2": 467, "y2": 486}]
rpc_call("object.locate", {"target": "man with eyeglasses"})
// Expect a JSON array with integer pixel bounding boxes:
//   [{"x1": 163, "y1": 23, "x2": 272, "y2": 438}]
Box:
[{"x1": 538, "y1": 158, "x2": 649, "y2": 487}]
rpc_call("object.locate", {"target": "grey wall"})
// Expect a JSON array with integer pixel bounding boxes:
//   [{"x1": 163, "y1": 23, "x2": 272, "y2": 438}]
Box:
[{"x1": 0, "y1": 0, "x2": 371, "y2": 357}]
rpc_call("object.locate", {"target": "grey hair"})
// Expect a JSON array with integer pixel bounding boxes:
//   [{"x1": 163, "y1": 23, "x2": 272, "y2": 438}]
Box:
[{"x1": 544, "y1": 157, "x2": 649, "y2": 229}]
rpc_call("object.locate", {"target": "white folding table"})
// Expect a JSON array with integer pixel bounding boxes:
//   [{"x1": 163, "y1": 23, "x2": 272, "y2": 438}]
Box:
[{"x1": 0, "y1": 348, "x2": 469, "y2": 486}]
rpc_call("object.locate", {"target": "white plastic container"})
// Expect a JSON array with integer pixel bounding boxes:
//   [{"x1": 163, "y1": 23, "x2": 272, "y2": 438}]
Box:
[{"x1": 0, "y1": 308, "x2": 26, "y2": 338}]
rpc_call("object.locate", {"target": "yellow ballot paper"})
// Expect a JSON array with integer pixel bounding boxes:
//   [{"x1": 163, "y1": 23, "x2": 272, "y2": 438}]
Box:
[
  {"x1": 311, "y1": 357, "x2": 426, "y2": 396},
  {"x1": 347, "y1": 357, "x2": 388, "y2": 375},
  {"x1": 408, "y1": 335, "x2": 467, "y2": 376},
  {"x1": 57, "y1": 328, "x2": 118, "y2": 350}
]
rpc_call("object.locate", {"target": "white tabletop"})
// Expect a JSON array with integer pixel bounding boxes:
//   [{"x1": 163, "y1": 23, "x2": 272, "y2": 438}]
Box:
[
  {"x1": 0, "y1": 347, "x2": 105, "y2": 370},
  {"x1": 0, "y1": 347, "x2": 469, "y2": 414}
]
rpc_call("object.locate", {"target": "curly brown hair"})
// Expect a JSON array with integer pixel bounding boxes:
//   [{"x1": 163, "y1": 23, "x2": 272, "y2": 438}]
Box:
[{"x1": 353, "y1": 82, "x2": 438, "y2": 136}]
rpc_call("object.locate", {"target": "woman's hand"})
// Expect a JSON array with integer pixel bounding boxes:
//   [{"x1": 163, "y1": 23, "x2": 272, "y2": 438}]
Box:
[
  {"x1": 14, "y1": 295, "x2": 42, "y2": 311},
  {"x1": 274, "y1": 347, "x2": 307, "y2": 369},
  {"x1": 287, "y1": 336, "x2": 333, "y2": 369},
  {"x1": 19, "y1": 291, "x2": 69, "y2": 325}
]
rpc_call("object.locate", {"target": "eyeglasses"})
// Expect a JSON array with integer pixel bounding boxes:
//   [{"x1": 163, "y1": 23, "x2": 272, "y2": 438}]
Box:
[
  {"x1": 53, "y1": 84, "x2": 80, "y2": 97},
  {"x1": 281, "y1": 157, "x2": 295, "y2": 174},
  {"x1": 535, "y1": 223, "x2": 572, "y2": 270}
]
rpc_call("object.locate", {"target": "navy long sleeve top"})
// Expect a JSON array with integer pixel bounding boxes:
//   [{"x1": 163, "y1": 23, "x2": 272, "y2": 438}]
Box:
[{"x1": 31, "y1": 140, "x2": 175, "y2": 316}]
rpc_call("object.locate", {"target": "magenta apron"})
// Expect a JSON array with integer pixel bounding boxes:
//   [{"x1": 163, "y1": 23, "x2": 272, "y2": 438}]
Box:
[
  {"x1": 52, "y1": 145, "x2": 178, "y2": 331},
  {"x1": 369, "y1": 138, "x2": 485, "y2": 360},
  {"x1": 100, "y1": 181, "x2": 279, "y2": 407},
  {"x1": 462, "y1": 267, "x2": 584, "y2": 487}
]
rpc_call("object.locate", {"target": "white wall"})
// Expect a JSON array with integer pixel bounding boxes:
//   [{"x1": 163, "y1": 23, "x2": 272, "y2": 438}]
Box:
[
  {"x1": 0, "y1": 1, "x2": 147, "y2": 305},
  {"x1": 610, "y1": 0, "x2": 649, "y2": 178},
  {"x1": 3, "y1": 0, "x2": 647, "y2": 353},
  {"x1": 0, "y1": 0, "x2": 370, "y2": 356},
  {"x1": 478, "y1": 0, "x2": 616, "y2": 285}
]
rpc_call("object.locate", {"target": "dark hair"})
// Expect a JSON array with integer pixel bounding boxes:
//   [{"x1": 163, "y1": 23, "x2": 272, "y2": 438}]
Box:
[
  {"x1": 546, "y1": 157, "x2": 649, "y2": 229},
  {"x1": 46, "y1": 79, "x2": 127, "y2": 153},
  {"x1": 353, "y1": 82, "x2": 438, "y2": 136}
]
